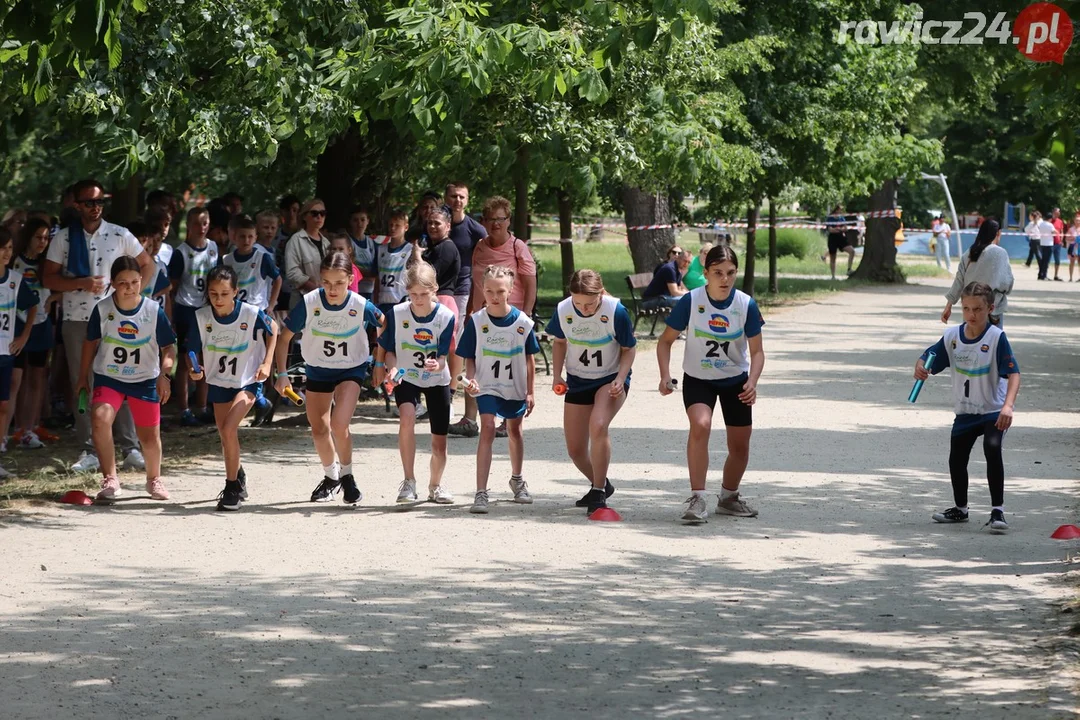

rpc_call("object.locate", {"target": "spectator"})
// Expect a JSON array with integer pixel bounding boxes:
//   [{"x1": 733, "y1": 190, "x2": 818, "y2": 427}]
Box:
[
  {"x1": 942, "y1": 218, "x2": 1013, "y2": 327},
  {"x1": 931, "y1": 215, "x2": 952, "y2": 271},
  {"x1": 420, "y1": 205, "x2": 461, "y2": 308},
  {"x1": 641, "y1": 245, "x2": 691, "y2": 310},
  {"x1": 1067, "y1": 212, "x2": 1080, "y2": 282},
  {"x1": 222, "y1": 192, "x2": 244, "y2": 216},
  {"x1": 824, "y1": 205, "x2": 855, "y2": 280},
  {"x1": 347, "y1": 206, "x2": 377, "y2": 299},
  {"x1": 284, "y1": 198, "x2": 329, "y2": 309},
  {"x1": 1035, "y1": 211, "x2": 1057, "y2": 280},
  {"x1": 683, "y1": 243, "x2": 713, "y2": 290},
  {"x1": 274, "y1": 194, "x2": 302, "y2": 311},
  {"x1": 1023, "y1": 211, "x2": 1041, "y2": 267},
  {"x1": 1050, "y1": 208, "x2": 1065, "y2": 281},
  {"x1": 406, "y1": 192, "x2": 441, "y2": 244},
  {"x1": 444, "y1": 182, "x2": 487, "y2": 326},
  {"x1": 2, "y1": 208, "x2": 27, "y2": 238},
  {"x1": 42, "y1": 178, "x2": 156, "y2": 474}
]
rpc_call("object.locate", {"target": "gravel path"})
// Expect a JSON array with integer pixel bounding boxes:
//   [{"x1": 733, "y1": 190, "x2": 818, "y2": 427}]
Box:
[{"x1": 2, "y1": 275, "x2": 1078, "y2": 719}]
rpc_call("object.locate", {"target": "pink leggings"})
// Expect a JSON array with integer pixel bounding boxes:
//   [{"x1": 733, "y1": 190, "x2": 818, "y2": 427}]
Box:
[{"x1": 92, "y1": 386, "x2": 161, "y2": 427}]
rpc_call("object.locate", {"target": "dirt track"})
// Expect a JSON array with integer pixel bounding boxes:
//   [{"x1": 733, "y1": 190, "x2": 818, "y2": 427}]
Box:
[{"x1": 2, "y1": 275, "x2": 1078, "y2": 719}]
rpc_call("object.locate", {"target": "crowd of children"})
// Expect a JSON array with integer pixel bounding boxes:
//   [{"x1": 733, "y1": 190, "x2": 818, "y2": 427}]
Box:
[{"x1": 0, "y1": 183, "x2": 1023, "y2": 530}]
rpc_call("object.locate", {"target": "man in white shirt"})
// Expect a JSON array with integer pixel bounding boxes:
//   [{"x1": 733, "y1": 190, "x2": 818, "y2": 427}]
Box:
[
  {"x1": 1036, "y1": 212, "x2": 1057, "y2": 280},
  {"x1": 42, "y1": 178, "x2": 157, "y2": 474},
  {"x1": 931, "y1": 216, "x2": 951, "y2": 271}
]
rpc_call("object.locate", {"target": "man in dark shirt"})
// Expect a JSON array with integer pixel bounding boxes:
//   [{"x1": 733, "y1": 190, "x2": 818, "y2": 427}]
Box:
[
  {"x1": 445, "y1": 182, "x2": 487, "y2": 321},
  {"x1": 642, "y1": 246, "x2": 691, "y2": 310},
  {"x1": 824, "y1": 205, "x2": 855, "y2": 280}
]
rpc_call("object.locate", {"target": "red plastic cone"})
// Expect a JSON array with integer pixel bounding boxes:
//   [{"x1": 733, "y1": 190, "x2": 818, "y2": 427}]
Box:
[
  {"x1": 1051, "y1": 524, "x2": 1080, "y2": 540},
  {"x1": 59, "y1": 490, "x2": 94, "y2": 506},
  {"x1": 589, "y1": 507, "x2": 622, "y2": 522}
]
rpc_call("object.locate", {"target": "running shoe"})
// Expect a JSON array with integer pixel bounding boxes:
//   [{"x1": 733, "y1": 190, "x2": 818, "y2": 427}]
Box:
[
  {"x1": 469, "y1": 490, "x2": 490, "y2": 514},
  {"x1": 986, "y1": 509, "x2": 1009, "y2": 532},
  {"x1": 575, "y1": 478, "x2": 615, "y2": 507},
  {"x1": 682, "y1": 495, "x2": 708, "y2": 524},
  {"x1": 397, "y1": 478, "x2": 419, "y2": 503},
  {"x1": 428, "y1": 485, "x2": 454, "y2": 504},
  {"x1": 310, "y1": 477, "x2": 340, "y2": 502},
  {"x1": 932, "y1": 507, "x2": 969, "y2": 523},
  {"x1": 217, "y1": 480, "x2": 243, "y2": 511},
  {"x1": 509, "y1": 476, "x2": 532, "y2": 504},
  {"x1": 340, "y1": 473, "x2": 362, "y2": 505},
  {"x1": 716, "y1": 492, "x2": 758, "y2": 517}
]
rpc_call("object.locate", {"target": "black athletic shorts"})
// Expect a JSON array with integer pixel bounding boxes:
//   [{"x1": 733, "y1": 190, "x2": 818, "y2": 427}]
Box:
[
  {"x1": 306, "y1": 375, "x2": 365, "y2": 394},
  {"x1": 394, "y1": 381, "x2": 452, "y2": 436},
  {"x1": 827, "y1": 234, "x2": 850, "y2": 256},
  {"x1": 565, "y1": 381, "x2": 630, "y2": 406},
  {"x1": 681, "y1": 373, "x2": 752, "y2": 427},
  {"x1": 14, "y1": 350, "x2": 49, "y2": 369}
]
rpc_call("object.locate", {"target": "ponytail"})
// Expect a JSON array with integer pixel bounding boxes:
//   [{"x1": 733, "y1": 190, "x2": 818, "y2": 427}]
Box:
[{"x1": 968, "y1": 218, "x2": 1000, "y2": 263}]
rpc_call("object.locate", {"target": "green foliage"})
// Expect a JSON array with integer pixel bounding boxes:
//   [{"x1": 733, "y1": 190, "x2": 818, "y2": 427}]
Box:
[{"x1": 752, "y1": 229, "x2": 817, "y2": 261}]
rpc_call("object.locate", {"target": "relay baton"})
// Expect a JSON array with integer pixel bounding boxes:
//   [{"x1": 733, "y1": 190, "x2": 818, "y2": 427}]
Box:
[
  {"x1": 187, "y1": 351, "x2": 201, "y2": 374},
  {"x1": 77, "y1": 388, "x2": 90, "y2": 414},
  {"x1": 456, "y1": 373, "x2": 478, "y2": 393},
  {"x1": 553, "y1": 382, "x2": 568, "y2": 395},
  {"x1": 384, "y1": 367, "x2": 406, "y2": 393},
  {"x1": 909, "y1": 351, "x2": 936, "y2": 403},
  {"x1": 665, "y1": 378, "x2": 679, "y2": 392},
  {"x1": 282, "y1": 386, "x2": 305, "y2": 406}
]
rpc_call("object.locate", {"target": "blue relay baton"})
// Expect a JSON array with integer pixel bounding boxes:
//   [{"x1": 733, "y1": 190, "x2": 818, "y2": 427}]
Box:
[
  {"x1": 909, "y1": 350, "x2": 936, "y2": 403},
  {"x1": 188, "y1": 351, "x2": 201, "y2": 374}
]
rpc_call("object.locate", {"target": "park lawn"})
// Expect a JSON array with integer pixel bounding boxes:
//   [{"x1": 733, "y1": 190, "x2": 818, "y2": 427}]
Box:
[{"x1": 530, "y1": 240, "x2": 939, "y2": 313}]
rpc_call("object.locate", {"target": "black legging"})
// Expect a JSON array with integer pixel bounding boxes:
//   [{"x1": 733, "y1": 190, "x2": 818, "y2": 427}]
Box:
[{"x1": 949, "y1": 421, "x2": 1005, "y2": 508}]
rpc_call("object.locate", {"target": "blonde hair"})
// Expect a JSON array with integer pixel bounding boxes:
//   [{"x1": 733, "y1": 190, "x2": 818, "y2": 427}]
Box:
[
  {"x1": 483, "y1": 264, "x2": 515, "y2": 287},
  {"x1": 698, "y1": 242, "x2": 714, "y2": 257},
  {"x1": 300, "y1": 198, "x2": 326, "y2": 218},
  {"x1": 405, "y1": 261, "x2": 439, "y2": 293},
  {"x1": 255, "y1": 209, "x2": 279, "y2": 225},
  {"x1": 569, "y1": 269, "x2": 604, "y2": 295}
]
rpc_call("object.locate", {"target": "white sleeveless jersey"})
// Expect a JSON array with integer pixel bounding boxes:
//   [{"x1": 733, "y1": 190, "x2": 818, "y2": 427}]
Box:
[
  {"x1": 470, "y1": 308, "x2": 533, "y2": 401},
  {"x1": 557, "y1": 295, "x2": 623, "y2": 380},
  {"x1": 298, "y1": 290, "x2": 371, "y2": 370},
  {"x1": 11, "y1": 257, "x2": 49, "y2": 326},
  {"x1": 942, "y1": 324, "x2": 1008, "y2": 416},
  {"x1": 352, "y1": 236, "x2": 377, "y2": 295},
  {"x1": 173, "y1": 242, "x2": 219, "y2": 308},
  {"x1": 222, "y1": 248, "x2": 271, "y2": 310},
  {"x1": 196, "y1": 302, "x2": 267, "y2": 389},
  {"x1": 683, "y1": 287, "x2": 753, "y2": 381},
  {"x1": 0, "y1": 271, "x2": 25, "y2": 354},
  {"x1": 92, "y1": 296, "x2": 163, "y2": 383},
  {"x1": 391, "y1": 302, "x2": 454, "y2": 388},
  {"x1": 376, "y1": 243, "x2": 411, "y2": 304}
]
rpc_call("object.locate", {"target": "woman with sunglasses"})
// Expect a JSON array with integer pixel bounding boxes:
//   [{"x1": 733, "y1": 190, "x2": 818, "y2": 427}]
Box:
[{"x1": 283, "y1": 199, "x2": 330, "y2": 311}]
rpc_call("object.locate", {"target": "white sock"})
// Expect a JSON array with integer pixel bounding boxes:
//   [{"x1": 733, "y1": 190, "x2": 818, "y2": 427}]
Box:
[
  {"x1": 992, "y1": 505, "x2": 1004, "y2": 513},
  {"x1": 957, "y1": 506, "x2": 968, "y2": 514},
  {"x1": 720, "y1": 487, "x2": 738, "y2": 500},
  {"x1": 692, "y1": 489, "x2": 707, "y2": 498},
  {"x1": 323, "y1": 463, "x2": 339, "y2": 480},
  {"x1": 340, "y1": 463, "x2": 352, "y2": 476}
]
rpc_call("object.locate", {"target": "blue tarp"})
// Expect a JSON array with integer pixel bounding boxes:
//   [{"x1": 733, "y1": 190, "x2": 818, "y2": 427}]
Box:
[{"x1": 898, "y1": 231, "x2": 1032, "y2": 261}]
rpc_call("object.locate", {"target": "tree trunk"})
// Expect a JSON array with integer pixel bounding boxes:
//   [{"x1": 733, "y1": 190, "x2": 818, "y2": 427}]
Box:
[
  {"x1": 557, "y1": 189, "x2": 575, "y2": 298},
  {"x1": 514, "y1": 145, "x2": 529, "y2": 241},
  {"x1": 622, "y1": 185, "x2": 676, "y2": 273},
  {"x1": 110, "y1": 174, "x2": 144, "y2": 223},
  {"x1": 741, "y1": 203, "x2": 758, "y2": 296},
  {"x1": 767, "y1": 198, "x2": 778, "y2": 294},
  {"x1": 851, "y1": 178, "x2": 904, "y2": 283},
  {"x1": 316, "y1": 125, "x2": 362, "y2": 231}
]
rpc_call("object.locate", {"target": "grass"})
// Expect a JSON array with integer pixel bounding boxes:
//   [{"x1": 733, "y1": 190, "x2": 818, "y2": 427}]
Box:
[{"x1": 530, "y1": 237, "x2": 945, "y2": 315}]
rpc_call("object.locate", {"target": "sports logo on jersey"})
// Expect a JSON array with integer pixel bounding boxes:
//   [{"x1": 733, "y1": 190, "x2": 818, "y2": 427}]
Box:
[
  {"x1": 413, "y1": 328, "x2": 434, "y2": 346},
  {"x1": 517, "y1": 326, "x2": 525, "y2": 335},
  {"x1": 482, "y1": 324, "x2": 489, "y2": 334},
  {"x1": 402, "y1": 321, "x2": 410, "y2": 329},
  {"x1": 205, "y1": 323, "x2": 213, "y2": 332},
  {"x1": 708, "y1": 314, "x2": 730, "y2": 333},
  {"x1": 697, "y1": 305, "x2": 705, "y2": 314},
  {"x1": 7, "y1": 282, "x2": 13, "y2": 289},
  {"x1": 950, "y1": 340, "x2": 957, "y2": 349},
  {"x1": 240, "y1": 322, "x2": 249, "y2": 331},
  {"x1": 600, "y1": 315, "x2": 609, "y2": 323},
  {"x1": 117, "y1": 321, "x2": 139, "y2": 340},
  {"x1": 565, "y1": 316, "x2": 573, "y2": 325},
  {"x1": 107, "y1": 313, "x2": 115, "y2": 321},
  {"x1": 980, "y1": 344, "x2": 989, "y2": 352},
  {"x1": 313, "y1": 308, "x2": 321, "y2": 317},
  {"x1": 348, "y1": 308, "x2": 358, "y2": 317}
]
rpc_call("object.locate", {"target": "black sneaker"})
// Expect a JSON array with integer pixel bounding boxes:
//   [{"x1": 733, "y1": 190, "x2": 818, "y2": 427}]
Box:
[
  {"x1": 575, "y1": 478, "x2": 615, "y2": 507},
  {"x1": 932, "y1": 506, "x2": 969, "y2": 523},
  {"x1": 250, "y1": 397, "x2": 274, "y2": 427},
  {"x1": 217, "y1": 480, "x2": 243, "y2": 511},
  {"x1": 986, "y1": 508, "x2": 1009, "y2": 532},
  {"x1": 340, "y1": 473, "x2": 362, "y2": 505},
  {"x1": 584, "y1": 488, "x2": 608, "y2": 515},
  {"x1": 237, "y1": 465, "x2": 248, "y2": 500},
  {"x1": 311, "y1": 477, "x2": 341, "y2": 502}
]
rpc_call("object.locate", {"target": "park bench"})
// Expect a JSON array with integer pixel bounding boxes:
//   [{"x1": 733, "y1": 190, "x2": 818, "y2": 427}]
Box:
[{"x1": 625, "y1": 272, "x2": 663, "y2": 337}]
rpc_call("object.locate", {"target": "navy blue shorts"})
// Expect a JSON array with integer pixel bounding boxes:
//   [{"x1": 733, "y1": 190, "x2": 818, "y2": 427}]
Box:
[
  {"x1": 0, "y1": 363, "x2": 13, "y2": 402},
  {"x1": 173, "y1": 304, "x2": 200, "y2": 349},
  {"x1": 208, "y1": 382, "x2": 262, "y2": 405},
  {"x1": 476, "y1": 394, "x2": 527, "y2": 420}
]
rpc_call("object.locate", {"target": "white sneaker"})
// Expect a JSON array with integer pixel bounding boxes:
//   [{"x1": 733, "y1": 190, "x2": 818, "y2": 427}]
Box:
[
  {"x1": 72, "y1": 451, "x2": 100, "y2": 473},
  {"x1": 123, "y1": 448, "x2": 146, "y2": 471},
  {"x1": 448, "y1": 404, "x2": 456, "y2": 424},
  {"x1": 509, "y1": 477, "x2": 533, "y2": 504},
  {"x1": 469, "y1": 490, "x2": 489, "y2": 514},
  {"x1": 18, "y1": 431, "x2": 45, "y2": 450},
  {"x1": 428, "y1": 485, "x2": 454, "y2": 504},
  {"x1": 396, "y1": 478, "x2": 419, "y2": 503},
  {"x1": 0, "y1": 464, "x2": 10, "y2": 480},
  {"x1": 682, "y1": 495, "x2": 709, "y2": 523},
  {"x1": 0, "y1": 438, "x2": 7, "y2": 453},
  {"x1": 416, "y1": 403, "x2": 428, "y2": 420}
]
